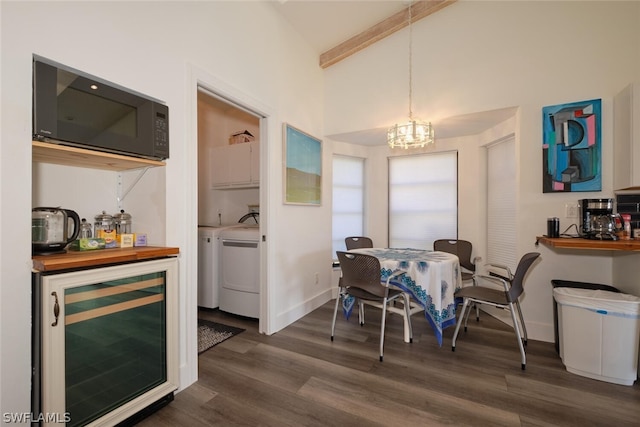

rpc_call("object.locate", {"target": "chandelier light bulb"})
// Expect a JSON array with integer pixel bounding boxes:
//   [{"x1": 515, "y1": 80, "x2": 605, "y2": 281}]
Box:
[
  {"x1": 387, "y1": 120, "x2": 434, "y2": 149},
  {"x1": 387, "y1": 2, "x2": 435, "y2": 149}
]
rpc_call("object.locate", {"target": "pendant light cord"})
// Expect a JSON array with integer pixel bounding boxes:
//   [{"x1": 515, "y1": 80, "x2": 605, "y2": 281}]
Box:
[{"x1": 387, "y1": 2, "x2": 434, "y2": 149}]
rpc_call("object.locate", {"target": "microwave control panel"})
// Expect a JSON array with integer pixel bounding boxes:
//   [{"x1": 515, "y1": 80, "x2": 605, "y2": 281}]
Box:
[{"x1": 153, "y1": 103, "x2": 170, "y2": 160}]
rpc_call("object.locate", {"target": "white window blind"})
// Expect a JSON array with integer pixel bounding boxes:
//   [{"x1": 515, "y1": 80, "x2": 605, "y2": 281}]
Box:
[
  {"x1": 388, "y1": 152, "x2": 458, "y2": 250},
  {"x1": 487, "y1": 137, "x2": 517, "y2": 271},
  {"x1": 332, "y1": 155, "x2": 365, "y2": 258}
]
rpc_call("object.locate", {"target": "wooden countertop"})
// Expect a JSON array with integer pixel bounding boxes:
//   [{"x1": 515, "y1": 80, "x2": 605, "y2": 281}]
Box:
[
  {"x1": 536, "y1": 236, "x2": 640, "y2": 251},
  {"x1": 33, "y1": 246, "x2": 179, "y2": 272}
]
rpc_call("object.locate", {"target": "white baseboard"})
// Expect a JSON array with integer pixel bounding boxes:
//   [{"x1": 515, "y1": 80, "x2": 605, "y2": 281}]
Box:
[{"x1": 272, "y1": 287, "x2": 333, "y2": 333}]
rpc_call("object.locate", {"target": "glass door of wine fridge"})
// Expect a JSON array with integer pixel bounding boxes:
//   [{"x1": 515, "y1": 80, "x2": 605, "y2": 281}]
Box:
[{"x1": 32, "y1": 257, "x2": 178, "y2": 427}]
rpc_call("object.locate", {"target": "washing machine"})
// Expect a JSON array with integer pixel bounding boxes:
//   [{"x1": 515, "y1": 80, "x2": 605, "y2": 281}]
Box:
[
  {"x1": 219, "y1": 225, "x2": 260, "y2": 318},
  {"x1": 197, "y1": 225, "x2": 238, "y2": 309}
]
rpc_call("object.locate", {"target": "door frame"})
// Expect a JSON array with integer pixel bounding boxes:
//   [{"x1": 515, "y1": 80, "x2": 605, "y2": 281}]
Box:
[{"x1": 185, "y1": 64, "x2": 274, "y2": 387}]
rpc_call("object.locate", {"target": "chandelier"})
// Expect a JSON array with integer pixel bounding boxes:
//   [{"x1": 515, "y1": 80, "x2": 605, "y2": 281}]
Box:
[{"x1": 387, "y1": 2, "x2": 434, "y2": 149}]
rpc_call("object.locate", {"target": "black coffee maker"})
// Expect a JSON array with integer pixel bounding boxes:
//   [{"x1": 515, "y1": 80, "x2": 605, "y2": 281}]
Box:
[{"x1": 580, "y1": 198, "x2": 618, "y2": 240}]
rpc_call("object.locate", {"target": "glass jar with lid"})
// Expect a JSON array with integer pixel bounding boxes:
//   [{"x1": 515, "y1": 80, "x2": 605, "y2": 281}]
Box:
[
  {"x1": 114, "y1": 209, "x2": 132, "y2": 235},
  {"x1": 94, "y1": 211, "x2": 115, "y2": 237},
  {"x1": 80, "y1": 218, "x2": 93, "y2": 238}
]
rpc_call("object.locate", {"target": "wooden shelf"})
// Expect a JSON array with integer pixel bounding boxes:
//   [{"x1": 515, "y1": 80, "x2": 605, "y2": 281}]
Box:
[
  {"x1": 32, "y1": 140, "x2": 165, "y2": 171},
  {"x1": 536, "y1": 236, "x2": 640, "y2": 251},
  {"x1": 33, "y1": 246, "x2": 179, "y2": 272}
]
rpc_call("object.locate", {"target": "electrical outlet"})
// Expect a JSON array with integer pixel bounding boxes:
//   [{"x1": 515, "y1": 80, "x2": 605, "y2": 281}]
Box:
[{"x1": 565, "y1": 203, "x2": 579, "y2": 218}]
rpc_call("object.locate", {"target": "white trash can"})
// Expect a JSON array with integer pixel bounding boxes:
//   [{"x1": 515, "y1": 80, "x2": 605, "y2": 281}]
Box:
[{"x1": 553, "y1": 287, "x2": 640, "y2": 386}]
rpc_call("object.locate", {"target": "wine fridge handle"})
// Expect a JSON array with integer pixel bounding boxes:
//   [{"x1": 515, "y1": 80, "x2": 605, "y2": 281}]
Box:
[{"x1": 51, "y1": 291, "x2": 60, "y2": 327}]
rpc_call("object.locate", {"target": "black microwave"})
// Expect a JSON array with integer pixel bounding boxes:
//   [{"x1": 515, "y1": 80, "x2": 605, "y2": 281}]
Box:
[{"x1": 32, "y1": 55, "x2": 169, "y2": 161}]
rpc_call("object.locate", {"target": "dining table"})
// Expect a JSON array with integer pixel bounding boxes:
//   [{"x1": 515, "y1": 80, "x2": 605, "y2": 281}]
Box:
[{"x1": 344, "y1": 247, "x2": 463, "y2": 346}]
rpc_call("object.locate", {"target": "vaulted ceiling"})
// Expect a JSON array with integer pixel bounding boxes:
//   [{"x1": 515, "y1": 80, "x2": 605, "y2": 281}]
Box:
[
  {"x1": 272, "y1": 1, "x2": 456, "y2": 68},
  {"x1": 272, "y1": 0, "x2": 516, "y2": 144}
]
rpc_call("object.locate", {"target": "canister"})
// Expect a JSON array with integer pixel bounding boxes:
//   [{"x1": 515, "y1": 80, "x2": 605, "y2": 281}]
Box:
[
  {"x1": 114, "y1": 209, "x2": 133, "y2": 235},
  {"x1": 621, "y1": 214, "x2": 632, "y2": 240},
  {"x1": 80, "y1": 218, "x2": 93, "y2": 238},
  {"x1": 547, "y1": 217, "x2": 560, "y2": 238},
  {"x1": 94, "y1": 211, "x2": 114, "y2": 236}
]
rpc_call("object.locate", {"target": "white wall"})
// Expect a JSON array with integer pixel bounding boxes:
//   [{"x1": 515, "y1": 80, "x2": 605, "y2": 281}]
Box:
[
  {"x1": 1, "y1": 0, "x2": 328, "y2": 418},
  {"x1": 325, "y1": 1, "x2": 640, "y2": 341},
  {"x1": 32, "y1": 164, "x2": 167, "y2": 245}
]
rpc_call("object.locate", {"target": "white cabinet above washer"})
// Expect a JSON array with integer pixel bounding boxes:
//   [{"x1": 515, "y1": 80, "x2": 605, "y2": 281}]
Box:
[{"x1": 211, "y1": 141, "x2": 259, "y2": 189}]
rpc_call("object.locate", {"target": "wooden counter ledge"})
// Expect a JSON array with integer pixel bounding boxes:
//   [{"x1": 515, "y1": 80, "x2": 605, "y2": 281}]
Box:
[
  {"x1": 33, "y1": 246, "x2": 179, "y2": 272},
  {"x1": 536, "y1": 236, "x2": 640, "y2": 251}
]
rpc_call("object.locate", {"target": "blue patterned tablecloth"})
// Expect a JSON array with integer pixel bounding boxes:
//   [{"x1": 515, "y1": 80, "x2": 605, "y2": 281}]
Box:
[{"x1": 343, "y1": 248, "x2": 462, "y2": 346}]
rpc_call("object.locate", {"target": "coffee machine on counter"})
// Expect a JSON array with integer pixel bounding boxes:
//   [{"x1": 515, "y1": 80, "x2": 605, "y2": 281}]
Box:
[{"x1": 580, "y1": 198, "x2": 619, "y2": 240}]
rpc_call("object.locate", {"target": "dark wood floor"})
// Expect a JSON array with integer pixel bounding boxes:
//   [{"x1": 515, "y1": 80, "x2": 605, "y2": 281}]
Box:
[{"x1": 139, "y1": 301, "x2": 640, "y2": 426}]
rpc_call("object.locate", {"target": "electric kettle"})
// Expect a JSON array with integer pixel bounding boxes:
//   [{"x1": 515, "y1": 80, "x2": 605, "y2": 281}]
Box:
[{"x1": 32, "y1": 207, "x2": 80, "y2": 254}]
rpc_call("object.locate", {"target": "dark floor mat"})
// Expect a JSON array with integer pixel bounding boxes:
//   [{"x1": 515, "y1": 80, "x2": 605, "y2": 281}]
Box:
[{"x1": 198, "y1": 319, "x2": 245, "y2": 354}]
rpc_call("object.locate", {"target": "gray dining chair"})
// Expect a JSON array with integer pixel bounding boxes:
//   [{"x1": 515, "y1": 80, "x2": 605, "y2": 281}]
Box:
[
  {"x1": 434, "y1": 239, "x2": 481, "y2": 321},
  {"x1": 341, "y1": 236, "x2": 374, "y2": 321},
  {"x1": 344, "y1": 236, "x2": 373, "y2": 250},
  {"x1": 433, "y1": 239, "x2": 479, "y2": 283},
  {"x1": 342, "y1": 236, "x2": 416, "y2": 336},
  {"x1": 451, "y1": 252, "x2": 540, "y2": 370},
  {"x1": 332, "y1": 251, "x2": 412, "y2": 361}
]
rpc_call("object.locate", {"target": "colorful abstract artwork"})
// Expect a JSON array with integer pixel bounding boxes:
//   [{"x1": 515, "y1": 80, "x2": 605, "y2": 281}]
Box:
[{"x1": 542, "y1": 99, "x2": 602, "y2": 193}]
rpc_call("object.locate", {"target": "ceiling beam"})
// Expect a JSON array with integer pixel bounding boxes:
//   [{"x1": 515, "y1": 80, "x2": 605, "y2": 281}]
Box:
[{"x1": 319, "y1": 0, "x2": 456, "y2": 69}]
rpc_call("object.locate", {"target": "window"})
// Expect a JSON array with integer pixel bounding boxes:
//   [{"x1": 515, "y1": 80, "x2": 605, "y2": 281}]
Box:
[
  {"x1": 486, "y1": 137, "x2": 517, "y2": 271},
  {"x1": 388, "y1": 152, "x2": 458, "y2": 249},
  {"x1": 332, "y1": 155, "x2": 365, "y2": 258}
]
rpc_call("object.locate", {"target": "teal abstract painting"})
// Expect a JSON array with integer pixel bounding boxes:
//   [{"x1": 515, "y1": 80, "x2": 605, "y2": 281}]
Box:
[{"x1": 542, "y1": 99, "x2": 602, "y2": 193}]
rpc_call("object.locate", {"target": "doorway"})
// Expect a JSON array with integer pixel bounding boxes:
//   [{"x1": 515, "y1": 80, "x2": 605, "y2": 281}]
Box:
[
  {"x1": 197, "y1": 89, "x2": 261, "y2": 226},
  {"x1": 196, "y1": 86, "x2": 265, "y2": 328}
]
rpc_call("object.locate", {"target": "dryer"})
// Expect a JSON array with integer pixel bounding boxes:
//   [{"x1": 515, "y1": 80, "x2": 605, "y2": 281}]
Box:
[{"x1": 219, "y1": 225, "x2": 260, "y2": 318}]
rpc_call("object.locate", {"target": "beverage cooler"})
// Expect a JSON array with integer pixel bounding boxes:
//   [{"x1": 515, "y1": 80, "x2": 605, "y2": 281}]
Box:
[{"x1": 32, "y1": 255, "x2": 179, "y2": 426}]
